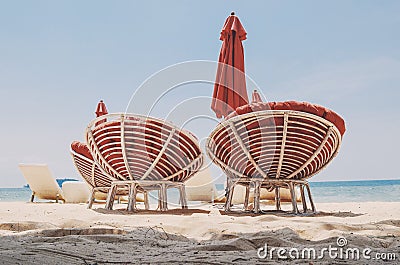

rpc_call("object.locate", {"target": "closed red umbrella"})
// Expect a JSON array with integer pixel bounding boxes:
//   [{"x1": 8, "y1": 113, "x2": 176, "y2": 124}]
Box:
[
  {"x1": 95, "y1": 100, "x2": 108, "y2": 116},
  {"x1": 95, "y1": 100, "x2": 108, "y2": 126},
  {"x1": 211, "y1": 12, "x2": 249, "y2": 118},
  {"x1": 251, "y1": 89, "x2": 263, "y2": 103}
]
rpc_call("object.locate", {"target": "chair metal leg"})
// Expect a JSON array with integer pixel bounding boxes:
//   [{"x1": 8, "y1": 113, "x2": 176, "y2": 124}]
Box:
[
  {"x1": 224, "y1": 180, "x2": 234, "y2": 212},
  {"x1": 127, "y1": 183, "x2": 137, "y2": 212},
  {"x1": 230, "y1": 184, "x2": 236, "y2": 207},
  {"x1": 87, "y1": 188, "x2": 96, "y2": 209},
  {"x1": 253, "y1": 180, "x2": 261, "y2": 214},
  {"x1": 305, "y1": 183, "x2": 316, "y2": 213},
  {"x1": 30, "y1": 192, "x2": 35, "y2": 203},
  {"x1": 160, "y1": 183, "x2": 168, "y2": 211},
  {"x1": 164, "y1": 185, "x2": 169, "y2": 211},
  {"x1": 288, "y1": 182, "x2": 299, "y2": 214},
  {"x1": 158, "y1": 189, "x2": 162, "y2": 210},
  {"x1": 144, "y1": 191, "x2": 150, "y2": 210},
  {"x1": 300, "y1": 184, "x2": 307, "y2": 213},
  {"x1": 105, "y1": 184, "x2": 117, "y2": 210},
  {"x1": 158, "y1": 187, "x2": 165, "y2": 211},
  {"x1": 275, "y1": 186, "x2": 281, "y2": 211},
  {"x1": 179, "y1": 185, "x2": 188, "y2": 209},
  {"x1": 244, "y1": 185, "x2": 250, "y2": 210}
]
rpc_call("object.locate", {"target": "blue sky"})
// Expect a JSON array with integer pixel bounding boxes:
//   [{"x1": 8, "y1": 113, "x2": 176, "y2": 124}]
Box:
[{"x1": 0, "y1": 1, "x2": 399, "y2": 187}]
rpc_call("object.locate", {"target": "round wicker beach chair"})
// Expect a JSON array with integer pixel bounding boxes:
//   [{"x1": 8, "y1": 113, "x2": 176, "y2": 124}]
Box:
[
  {"x1": 70, "y1": 141, "x2": 150, "y2": 209},
  {"x1": 85, "y1": 113, "x2": 204, "y2": 211},
  {"x1": 206, "y1": 101, "x2": 345, "y2": 214}
]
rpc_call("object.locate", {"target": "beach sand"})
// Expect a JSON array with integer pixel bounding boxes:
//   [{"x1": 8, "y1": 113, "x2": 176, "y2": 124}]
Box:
[{"x1": 0, "y1": 201, "x2": 399, "y2": 264}]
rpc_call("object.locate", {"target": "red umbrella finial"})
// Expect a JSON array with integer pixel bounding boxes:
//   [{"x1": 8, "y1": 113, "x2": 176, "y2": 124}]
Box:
[
  {"x1": 251, "y1": 90, "x2": 263, "y2": 103},
  {"x1": 95, "y1": 100, "x2": 108, "y2": 117},
  {"x1": 95, "y1": 100, "x2": 108, "y2": 126}
]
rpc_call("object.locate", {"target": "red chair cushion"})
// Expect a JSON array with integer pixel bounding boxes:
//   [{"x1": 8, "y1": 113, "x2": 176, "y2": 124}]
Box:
[
  {"x1": 71, "y1": 141, "x2": 93, "y2": 160},
  {"x1": 229, "y1": 101, "x2": 346, "y2": 136}
]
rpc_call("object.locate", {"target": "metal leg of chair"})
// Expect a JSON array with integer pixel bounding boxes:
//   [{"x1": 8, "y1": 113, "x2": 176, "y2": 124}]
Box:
[
  {"x1": 229, "y1": 184, "x2": 236, "y2": 207},
  {"x1": 132, "y1": 184, "x2": 138, "y2": 211},
  {"x1": 289, "y1": 182, "x2": 299, "y2": 214},
  {"x1": 158, "y1": 189, "x2": 162, "y2": 210},
  {"x1": 30, "y1": 192, "x2": 35, "y2": 203},
  {"x1": 179, "y1": 184, "x2": 188, "y2": 209},
  {"x1": 305, "y1": 183, "x2": 316, "y2": 213},
  {"x1": 224, "y1": 180, "x2": 230, "y2": 211},
  {"x1": 253, "y1": 180, "x2": 261, "y2": 214},
  {"x1": 178, "y1": 185, "x2": 183, "y2": 208},
  {"x1": 127, "y1": 183, "x2": 137, "y2": 212},
  {"x1": 300, "y1": 184, "x2": 307, "y2": 213},
  {"x1": 275, "y1": 186, "x2": 281, "y2": 211},
  {"x1": 127, "y1": 185, "x2": 133, "y2": 211},
  {"x1": 164, "y1": 184, "x2": 169, "y2": 211},
  {"x1": 105, "y1": 184, "x2": 117, "y2": 210},
  {"x1": 224, "y1": 180, "x2": 234, "y2": 212},
  {"x1": 87, "y1": 188, "x2": 96, "y2": 209},
  {"x1": 244, "y1": 185, "x2": 250, "y2": 210},
  {"x1": 160, "y1": 183, "x2": 168, "y2": 211},
  {"x1": 144, "y1": 191, "x2": 150, "y2": 210}
]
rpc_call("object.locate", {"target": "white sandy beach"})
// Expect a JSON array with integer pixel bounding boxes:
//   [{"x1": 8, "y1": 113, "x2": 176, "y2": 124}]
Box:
[{"x1": 0, "y1": 201, "x2": 399, "y2": 264}]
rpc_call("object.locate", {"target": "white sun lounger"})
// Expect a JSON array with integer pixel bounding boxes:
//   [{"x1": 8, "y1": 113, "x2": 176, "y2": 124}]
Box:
[
  {"x1": 61, "y1": 181, "x2": 90, "y2": 203},
  {"x1": 184, "y1": 167, "x2": 299, "y2": 205},
  {"x1": 18, "y1": 164, "x2": 90, "y2": 203},
  {"x1": 19, "y1": 164, "x2": 65, "y2": 202},
  {"x1": 185, "y1": 167, "x2": 221, "y2": 202}
]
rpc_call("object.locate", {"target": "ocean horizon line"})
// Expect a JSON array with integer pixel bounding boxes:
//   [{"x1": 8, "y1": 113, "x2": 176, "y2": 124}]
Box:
[
  {"x1": 1, "y1": 178, "x2": 399, "y2": 203},
  {"x1": 1, "y1": 178, "x2": 399, "y2": 189}
]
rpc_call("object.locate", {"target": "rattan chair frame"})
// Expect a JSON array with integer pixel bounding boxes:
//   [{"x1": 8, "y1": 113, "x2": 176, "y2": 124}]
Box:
[
  {"x1": 206, "y1": 110, "x2": 342, "y2": 214},
  {"x1": 70, "y1": 149, "x2": 150, "y2": 209},
  {"x1": 86, "y1": 113, "x2": 203, "y2": 211}
]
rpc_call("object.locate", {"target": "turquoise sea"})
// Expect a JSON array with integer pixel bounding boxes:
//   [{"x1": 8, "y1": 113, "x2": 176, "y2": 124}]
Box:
[
  {"x1": 308, "y1": 179, "x2": 400, "y2": 203},
  {"x1": 0, "y1": 179, "x2": 399, "y2": 203}
]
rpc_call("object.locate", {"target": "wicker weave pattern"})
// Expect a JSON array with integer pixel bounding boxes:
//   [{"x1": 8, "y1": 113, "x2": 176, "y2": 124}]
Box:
[
  {"x1": 70, "y1": 150, "x2": 114, "y2": 191},
  {"x1": 207, "y1": 110, "x2": 342, "y2": 181},
  {"x1": 86, "y1": 113, "x2": 203, "y2": 183}
]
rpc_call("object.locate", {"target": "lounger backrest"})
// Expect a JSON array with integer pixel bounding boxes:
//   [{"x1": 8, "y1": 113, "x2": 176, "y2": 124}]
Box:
[
  {"x1": 18, "y1": 164, "x2": 64, "y2": 200},
  {"x1": 62, "y1": 182, "x2": 90, "y2": 203},
  {"x1": 185, "y1": 167, "x2": 219, "y2": 202}
]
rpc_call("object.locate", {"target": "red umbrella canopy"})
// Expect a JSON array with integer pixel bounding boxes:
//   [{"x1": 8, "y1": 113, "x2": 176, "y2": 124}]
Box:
[
  {"x1": 95, "y1": 100, "x2": 108, "y2": 117},
  {"x1": 211, "y1": 12, "x2": 249, "y2": 119},
  {"x1": 251, "y1": 89, "x2": 263, "y2": 103},
  {"x1": 95, "y1": 100, "x2": 108, "y2": 126}
]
